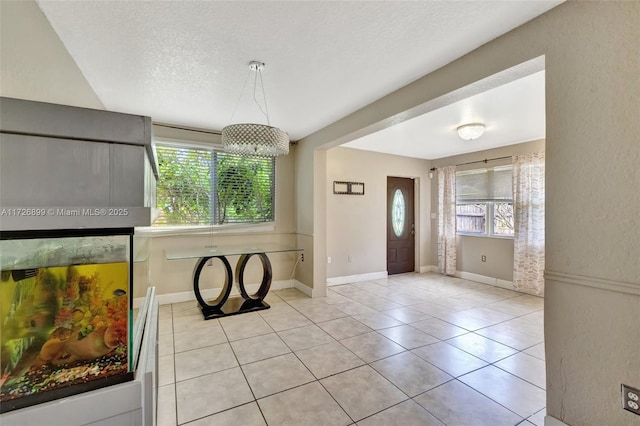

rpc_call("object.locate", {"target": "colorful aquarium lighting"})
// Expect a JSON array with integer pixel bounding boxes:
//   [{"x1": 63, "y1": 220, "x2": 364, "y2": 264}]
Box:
[{"x1": 0, "y1": 230, "x2": 133, "y2": 413}]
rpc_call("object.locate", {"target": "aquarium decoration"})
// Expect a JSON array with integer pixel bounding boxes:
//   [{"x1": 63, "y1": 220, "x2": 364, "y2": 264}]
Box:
[{"x1": 0, "y1": 229, "x2": 134, "y2": 413}]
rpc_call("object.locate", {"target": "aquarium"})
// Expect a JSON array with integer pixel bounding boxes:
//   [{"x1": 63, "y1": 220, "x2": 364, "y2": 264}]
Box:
[{"x1": 0, "y1": 229, "x2": 133, "y2": 413}]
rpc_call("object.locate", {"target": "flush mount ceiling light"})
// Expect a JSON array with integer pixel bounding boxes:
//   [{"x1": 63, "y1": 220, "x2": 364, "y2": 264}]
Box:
[
  {"x1": 456, "y1": 123, "x2": 486, "y2": 141},
  {"x1": 222, "y1": 61, "x2": 289, "y2": 157}
]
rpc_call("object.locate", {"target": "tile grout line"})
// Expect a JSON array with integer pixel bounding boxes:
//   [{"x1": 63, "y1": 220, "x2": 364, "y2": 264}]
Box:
[
  {"x1": 329, "y1": 278, "x2": 545, "y2": 424},
  {"x1": 168, "y1": 305, "x2": 179, "y2": 426},
  {"x1": 286, "y1": 342, "x2": 356, "y2": 424},
  {"x1": 221, "y1": 312, "x2": 271, "y2": 426},
  {"x1": 164, "y1": 274, "x2": 544, "y2": 425},
  {"x1": 278, "y1": 287, "x2": 439, "y2": 424}
]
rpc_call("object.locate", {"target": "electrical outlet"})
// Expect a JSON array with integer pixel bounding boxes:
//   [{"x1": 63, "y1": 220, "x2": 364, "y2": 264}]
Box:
[
  {"x1": 481, "y1": 255, "x2": 486, "y2": 262},
  {"x1": 300, "y1": 253, "x2": 304, "y2": 262},
  {"x1": 348, "y1": 255, "x2": 352, "y2": 263},
  {"x1": 327, "y1": 256, "x2": 332, "y2": 264},
  {"x1": 622, "y1": 384, "x2": 640, "y2": 415}
]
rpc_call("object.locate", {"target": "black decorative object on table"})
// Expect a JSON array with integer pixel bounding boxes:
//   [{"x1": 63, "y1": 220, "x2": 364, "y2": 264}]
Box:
[{"x1": 166, "y1": 244, "x2": 301, "y2": 320}]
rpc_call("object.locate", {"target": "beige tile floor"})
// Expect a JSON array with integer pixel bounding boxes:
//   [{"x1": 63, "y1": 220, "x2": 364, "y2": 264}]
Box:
[{"x1": 157, "y1": 272, "x2": 545, "y2": 426}]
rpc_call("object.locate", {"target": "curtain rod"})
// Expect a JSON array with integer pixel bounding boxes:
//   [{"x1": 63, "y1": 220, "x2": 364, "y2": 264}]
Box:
[
  {"x1": 154, "y1": 123, "x2": 222, "y2": 136},
  {"x1": 429, "y1": 155, "x2": 512, "y2": 171}
]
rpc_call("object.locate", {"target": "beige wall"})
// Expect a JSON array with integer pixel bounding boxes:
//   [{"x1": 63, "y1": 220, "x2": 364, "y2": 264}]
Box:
[
  {"x1": 143, "y1": 232, "x2": 298, "y2": 299},
  {"x1": 431, "y1": 140, "x2": 545, "y2": 283},
  {"x1": 0, "y1": 1, "x2": 299, "y2": 301},
  {"x1": 312, "y1": 150, "x2": 328, "y2": 296},
  {"x1": 293, "y1": 140, "x2": 316, "y2": 291},
  {"x1": 0, "y1": 1, "x2": 103, "y2": 109},
  {"x1": 297, "y1": 3, "x2": 639, "y2": 424},
  {"x1": 3, "y1": 1, "x2": 640, "y2": 423},
  {"x1": 326, "y1": 147, "x2": 431, "y2": 278},
  {"x1": 455, "y1": 236, "x2": 514, "y2": 282},
  {"x1": 137, "y1": 132, "x2": 298, "y2": 298}
]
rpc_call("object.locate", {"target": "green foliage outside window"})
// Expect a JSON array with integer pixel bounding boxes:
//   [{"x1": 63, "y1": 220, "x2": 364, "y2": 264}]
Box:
[
  {"x1": 155, "y1": 145, "x2": 274, "y2": 226},
  {"x1": 214, "y1": 154, "x2": 274, "y2": 224}
]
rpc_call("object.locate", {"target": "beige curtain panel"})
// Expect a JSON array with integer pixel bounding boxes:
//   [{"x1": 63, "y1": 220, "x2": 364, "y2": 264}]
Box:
[
  {"x1": 512, "y1": 152, "x2": 545, "y2": 296},
  {"x1": 438, "y1": 166, "x2": 457, "y2": 276}
]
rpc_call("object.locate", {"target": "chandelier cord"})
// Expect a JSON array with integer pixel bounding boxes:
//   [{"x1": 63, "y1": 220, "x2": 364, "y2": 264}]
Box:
[
  {"x1": 255, "y1": 69, "x2": 270, "y2": 125},
  {"x1": 227, "y1": 68, "x2": 253, "y2": 126},
  {"x1": 222, "y1": 60, "x2": 289, "y2": 157}
]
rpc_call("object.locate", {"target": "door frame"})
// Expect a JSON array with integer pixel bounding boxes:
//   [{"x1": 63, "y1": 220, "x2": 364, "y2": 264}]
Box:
[{"x1": 386, "y1": 175, "x2": 419, "y2": 275}]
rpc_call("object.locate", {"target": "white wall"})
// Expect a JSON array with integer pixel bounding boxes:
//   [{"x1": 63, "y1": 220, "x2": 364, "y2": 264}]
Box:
[{"x1": 326, "y1": 147, "x2": 431, "y2": 279}]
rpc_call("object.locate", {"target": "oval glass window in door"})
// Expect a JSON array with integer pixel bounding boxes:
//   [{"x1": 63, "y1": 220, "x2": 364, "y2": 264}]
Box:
[{"x1": 392, "y1": 188, "x2": 405, "y2": 237}]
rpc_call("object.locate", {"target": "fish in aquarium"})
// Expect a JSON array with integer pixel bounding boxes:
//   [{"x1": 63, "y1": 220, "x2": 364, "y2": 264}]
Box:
[{"x1": 0, "y1": 263, "x2": 129, "y2": 405}]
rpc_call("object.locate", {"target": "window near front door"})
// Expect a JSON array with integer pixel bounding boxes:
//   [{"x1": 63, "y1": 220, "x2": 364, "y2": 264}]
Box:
[
  {"x1": 391, "y1": 188, "x2": 406, "y2": 237},
  {"x1": 455, "y1": 166, "x2": 514, "y2": 237}
]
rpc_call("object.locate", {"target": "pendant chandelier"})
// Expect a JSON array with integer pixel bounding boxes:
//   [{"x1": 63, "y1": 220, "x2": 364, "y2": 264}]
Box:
[{"x1": 222, "y1": 61, "x2": 289, "y2": 157}]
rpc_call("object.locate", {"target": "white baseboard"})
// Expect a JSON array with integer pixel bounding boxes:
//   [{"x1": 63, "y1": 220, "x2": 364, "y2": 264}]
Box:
[
  {"x1": 420, "y1": 265, "x2": 438, "y2": 273},
  {"x1": 545, "y1": 415, "x2": 569, "y2": 426},
  {"x1": 454, "y1": 270, "x2": 515, "y2": 290},
  {"x1": 134, "y1": 279, "x2": 295, "y2": 307},
  {"x1": 293, "y1": 279, "x2": 314, "y2": 297},
  {"x1": 495, "y1": 278, "x2": 515, "y2": 290},
  {"x1": 326, "y1": 271, "x2": 388, "y2": 286}
]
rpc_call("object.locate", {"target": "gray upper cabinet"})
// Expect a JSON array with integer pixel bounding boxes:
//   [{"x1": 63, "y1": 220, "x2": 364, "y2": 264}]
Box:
[{"x1": 0, "y1": 97, "x2": 158, "y2": 230}]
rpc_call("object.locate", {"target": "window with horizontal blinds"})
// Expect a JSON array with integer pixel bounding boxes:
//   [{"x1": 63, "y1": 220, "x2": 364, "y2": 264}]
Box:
[
  {"x1": 456, "y1": 166, "x2": 512, "y2": 202},
  {"x1": 455, "y1": 166, "x2": 514, "y2": 237},
  {"x1": 155, "y1": 144, "x2": 275, "y2": 226}
]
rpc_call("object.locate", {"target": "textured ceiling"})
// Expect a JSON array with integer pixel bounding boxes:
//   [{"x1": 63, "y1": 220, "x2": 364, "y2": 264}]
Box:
[{"x1": 37, "y1": 0, "x2": 560, "y2": 152}]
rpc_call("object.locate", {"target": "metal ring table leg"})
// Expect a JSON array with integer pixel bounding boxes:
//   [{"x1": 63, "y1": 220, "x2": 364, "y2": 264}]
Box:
[
  {"x1": 193, "y1": 255, "x2": 233, "y2": 319},
  {"x1": 236, "y1": 253, "x2": 272, "y2": 302}
]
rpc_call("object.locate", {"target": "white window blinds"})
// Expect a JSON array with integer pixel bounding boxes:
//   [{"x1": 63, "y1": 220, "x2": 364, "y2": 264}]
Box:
[
  {"x1": 155, "y1": 144, "x2": 275, "y2": 226},
  {"x1": 456, "y1": 166, "x2": 513, "y2": 202}
]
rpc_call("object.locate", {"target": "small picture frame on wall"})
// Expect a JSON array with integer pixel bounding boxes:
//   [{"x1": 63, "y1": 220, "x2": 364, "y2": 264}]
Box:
[
  {"x1": 349, "y1": 182, "x2": 365, "y2": 195},
  {"x1": 333, "y1": 181, "x2": 365, "y2": 195},
  {"x1": 333, "y1": 181, "x2": 349, "y2": 194}
]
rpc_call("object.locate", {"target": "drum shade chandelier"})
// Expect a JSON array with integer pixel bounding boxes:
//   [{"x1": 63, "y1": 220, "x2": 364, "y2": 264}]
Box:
[
  {"x1": 457, "y1": 123, "x2": 486, "y2": 141},
  {"x1": 222, "y1": 61, "x2": 289, "y2": 157}
]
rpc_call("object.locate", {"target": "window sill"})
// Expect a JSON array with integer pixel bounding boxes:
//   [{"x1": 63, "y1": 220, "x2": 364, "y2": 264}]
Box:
[
  {"x1": 457, "y1": 233, "x2": 514, "y2": 240},
  {"x1": 134, "y1": 222, "x2": 276, "y2": 237}
]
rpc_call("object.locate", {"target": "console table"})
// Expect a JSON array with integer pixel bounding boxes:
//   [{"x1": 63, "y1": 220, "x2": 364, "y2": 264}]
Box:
[{"x1": 165, "y1": 244, "x2": 303, "y2": 320}]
